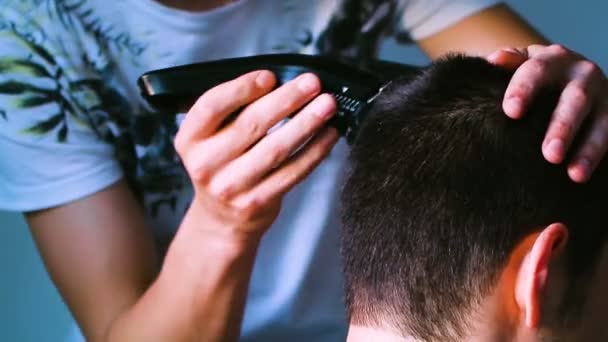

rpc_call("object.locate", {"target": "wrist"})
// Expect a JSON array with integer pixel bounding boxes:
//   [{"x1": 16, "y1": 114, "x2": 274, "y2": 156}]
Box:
[
  {"x1": 182, "y1": 198, "x2": 264, "y2": 251},
  {"x1": 153, "y1": 203, "x2": 261, "y2": 340},
  {"x1": 175, "y1": 218, "x2": 261, "y2": 262},
  {"x1": 163, "y1": 201, "x2": 262, "y2": 277}
]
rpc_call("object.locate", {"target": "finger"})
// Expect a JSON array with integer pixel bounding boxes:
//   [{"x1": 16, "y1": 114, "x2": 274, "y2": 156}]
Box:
[
  {"x1": 567, "y1": 99, "x2": 608, "y2": 183},
  {"x1": 201, "y1": 73, "x2": 322, "y2": 172},
  {"x1": 176, "y1": 70, "x2": 276, "y2": 145},
  {"x1": 503, "y1": 57, "x2": 563, "y2": 119},
  {"x1": 527, "y1": 44, "x2": 582, "y2": 60},
  {"x1": 487, "y1": 48, "x2": 528, "y2": 70},
  {"x1": 502, "y1": 45, "x2": 577, "y2": 119},
  {"x1": 209, "y1": 94, "x2": 336, "y2": 199},
  {"x1": 542, "y1": 63, "x2": 604, "y2": 163},
  {"x1": 525, "y1": 44, "x2": 553, "y2": 56},
  {"x1": 233, "y1": 127, "x2": 339, "y2": 208}
]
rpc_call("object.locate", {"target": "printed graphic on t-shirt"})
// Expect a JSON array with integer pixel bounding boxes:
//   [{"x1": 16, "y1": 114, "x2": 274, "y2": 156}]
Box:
[
  {"x1": 317, "y1": 0, "x2": 399, "y2": 60},
  {"x1": 0, "y1": 0, "x2": 395, "y2": 219},
  {"x1": 0, "y1": 0, "x2": 188, "y2": 217}
]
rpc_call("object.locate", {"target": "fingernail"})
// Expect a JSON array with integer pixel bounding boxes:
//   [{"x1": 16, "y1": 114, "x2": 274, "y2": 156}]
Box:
[
  {"x1": 577, "y1": 158, "x2": 591, "y2": 175},
  {"x1": 487, "y1": 51, "x2": 501, "y2": 62},
  {"x1": 323, "y1": 127, "x2": 340, "y2": 146},
  {"x1": 314, "y1": 94, "x2": 336, "y2": 119},
  {"x1": 545, "y1": 139, "x2": 565, "y2": 162},
  {"x1": 297, "y1": 74, "x2": 320, "y2": 93},
  {"x1": 256, "y1": 71, "x2": 274, "y2": 87},
  {"x1": 503, "y1": 48, "x2": 521, "y2": 55},
  {"x1": 488, "y1": 49, "x2": 521, "y2": 62},
  {"x1": 568, "y1": 159, "x2": 591, "y2": 183},
  {"x1": 504, "y1": 97, "x2": 522, "y2": 117}
]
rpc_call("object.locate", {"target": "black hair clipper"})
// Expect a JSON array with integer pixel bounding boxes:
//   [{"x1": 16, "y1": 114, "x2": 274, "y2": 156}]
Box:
[{"x1": 137, "y1": 53, "x2": 420, "y2": 143}]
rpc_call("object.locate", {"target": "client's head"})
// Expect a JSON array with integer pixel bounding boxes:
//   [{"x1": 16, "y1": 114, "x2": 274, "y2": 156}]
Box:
[{"x1": 340, "y1": 55, "x2": 608, "y2": 342}]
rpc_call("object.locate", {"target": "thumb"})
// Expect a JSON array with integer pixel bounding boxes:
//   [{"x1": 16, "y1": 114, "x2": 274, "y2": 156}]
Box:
[{"x1": 487, "y1": 48, "x2": 529, "y2": 70}]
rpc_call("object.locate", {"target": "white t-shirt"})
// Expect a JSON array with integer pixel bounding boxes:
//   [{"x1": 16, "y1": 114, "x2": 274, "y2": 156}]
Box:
[{"x1": 0, "y1": 0, "x2": 500, "y2": 341}]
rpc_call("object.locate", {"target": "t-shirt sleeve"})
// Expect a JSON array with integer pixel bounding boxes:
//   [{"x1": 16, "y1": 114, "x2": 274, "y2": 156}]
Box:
[
  {"x1": 0, "y1": 16, "x2": 123, "y2": 212},
  {"x1": 398, "y1": 0, "x2": 503, "y2": 41}
]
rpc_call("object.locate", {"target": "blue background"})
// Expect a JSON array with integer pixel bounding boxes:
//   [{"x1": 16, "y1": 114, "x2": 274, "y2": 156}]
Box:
[{"x1": 1, "y1": 0, "x2": 606, "y2": 340}]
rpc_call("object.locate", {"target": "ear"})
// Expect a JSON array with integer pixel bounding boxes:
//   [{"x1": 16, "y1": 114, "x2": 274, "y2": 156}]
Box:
[{"x1": 515, "y1": 223, "x2": 569, "y2": 328}]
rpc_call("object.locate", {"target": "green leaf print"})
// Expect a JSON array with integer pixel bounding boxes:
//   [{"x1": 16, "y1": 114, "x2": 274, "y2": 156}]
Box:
[
  {"x1": 0, "y1": 58, "x2": 51, "y2": 77},
  {"x1": 16, "y1": 94, "x2": 55, "y2": 108},
  {"x1": 22, "y1": 113, "x2": 63, "y2": 136},
  {"x1": 0, "y1": 80, "x2": 53, "y2": 95},
  {"x1": 0, "y1": 31, "x2": 58, "y2": 68},
  {"x1": 0, "y1": 33, "x2": 112, "y2": 141},
  {"x1": 58, "y1": 123, "x2": 68, "y2": 142},
  {"x1": 1, "y1": 2, "x2": 183, "y2": 215}
]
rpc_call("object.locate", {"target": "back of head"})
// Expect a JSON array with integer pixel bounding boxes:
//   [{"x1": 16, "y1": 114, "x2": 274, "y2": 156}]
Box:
[{"x1": 340, "y1": 55, "x2": 608, "y2": 341}]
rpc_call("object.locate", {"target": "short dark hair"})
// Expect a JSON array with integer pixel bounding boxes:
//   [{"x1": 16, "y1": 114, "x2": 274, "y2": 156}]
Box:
[{"x1": 340, "y1": 55, "x2": 608, "y2": 341}]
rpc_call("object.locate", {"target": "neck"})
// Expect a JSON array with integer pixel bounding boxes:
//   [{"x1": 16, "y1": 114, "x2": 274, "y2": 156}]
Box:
[
  {"x1": 154, "y1": 0, "x2": 233, "y2": 12},
  {"x1": 347, "y1": 325, "x2": 412, "y2": 342},
  {"x1": 347, "y1": 325, "x2": 551, "y2": 342},
  {"x1": 346, "y1": 325, "x2": 506, "y2": 342},
  {"x1": 346, "y1": 289, "x2": 522, "y2": 342}
]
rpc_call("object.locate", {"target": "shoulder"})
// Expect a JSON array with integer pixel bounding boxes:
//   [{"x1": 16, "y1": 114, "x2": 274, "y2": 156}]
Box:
[{"x1": 1, "y1": 1, "x2": 96, "y2": 66}]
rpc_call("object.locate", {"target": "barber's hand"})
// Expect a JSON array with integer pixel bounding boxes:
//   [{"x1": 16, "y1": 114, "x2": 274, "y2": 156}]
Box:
[
  {"x1": 174, "y1": 71, "x2": 338, "y2": 241},
  {"x1": 487, "y1": 44, "x2": 608, "y2": 183}
]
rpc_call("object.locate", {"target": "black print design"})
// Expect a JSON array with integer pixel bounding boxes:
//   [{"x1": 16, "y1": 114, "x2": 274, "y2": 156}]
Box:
[
  {"x1": 44, "y1": 0, "x2": 149, "y2": 56},
  {"x1": 317, "y1": 0, "x2": 400, "y2": 63}
]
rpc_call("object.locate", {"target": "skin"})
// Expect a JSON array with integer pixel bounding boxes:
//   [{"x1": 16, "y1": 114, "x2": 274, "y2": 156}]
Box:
[{"x1": 24, "y1": 2, "x2": 608, "y2": 341}]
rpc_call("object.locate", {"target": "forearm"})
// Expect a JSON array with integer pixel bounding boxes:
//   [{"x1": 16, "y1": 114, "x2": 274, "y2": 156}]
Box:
[
  {"x1": 107, "y1": 204, "x2": 260, "y2": 342},
  {"x1": 417, "y1": 4, "x2": 549, "y2": 60}
]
